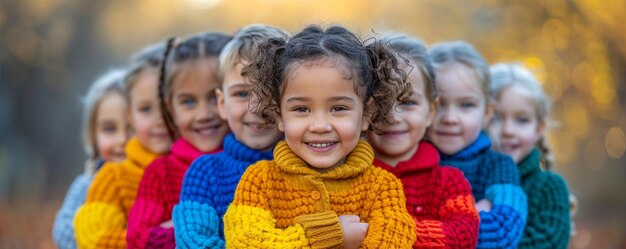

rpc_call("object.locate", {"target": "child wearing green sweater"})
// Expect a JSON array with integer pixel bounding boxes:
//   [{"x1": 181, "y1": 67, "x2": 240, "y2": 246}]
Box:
[{"x1": 487, "y1": 63, "x2": 571, "y2": 249}]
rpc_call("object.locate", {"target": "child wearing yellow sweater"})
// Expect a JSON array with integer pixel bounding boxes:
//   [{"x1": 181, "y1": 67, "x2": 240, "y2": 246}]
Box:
[
  {"x1": 223, "y1": 25, "x2": 416, "y2": 248},
  {"x1": 73, "y1": 43, "x2": 172, "y2": 249}
]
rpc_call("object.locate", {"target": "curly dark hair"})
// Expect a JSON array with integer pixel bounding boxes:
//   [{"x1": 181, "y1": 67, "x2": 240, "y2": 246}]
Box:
[
  {"x1": 378, "y1": 33, "x2": 437, "y2": 104},
  {"x1": 243, "y1": 25, "x2": 411, "y2": 133},
  {"x1": 158, "y1": 32, "x2": 232, "y2": 140}
]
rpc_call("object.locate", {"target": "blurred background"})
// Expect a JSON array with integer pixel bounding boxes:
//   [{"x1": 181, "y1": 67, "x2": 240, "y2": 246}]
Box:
[{"x1": 0, "y1": 0, "x2": 624, "y2": 248}]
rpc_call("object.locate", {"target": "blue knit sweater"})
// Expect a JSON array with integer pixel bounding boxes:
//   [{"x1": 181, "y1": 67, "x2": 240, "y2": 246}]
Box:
[
  {"x1": 173, "y1": 133, "x2": 274, "y2": 249},
  {"x1": 440, "y1": 133, "x2": 527, "y2": 249},
  {"x1": 52, "y1": 161, "x2": 103, "y2": 249}
]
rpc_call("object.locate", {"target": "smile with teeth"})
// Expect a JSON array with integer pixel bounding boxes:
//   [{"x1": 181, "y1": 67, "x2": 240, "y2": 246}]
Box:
[
  {"x1": 500, "y1": 144, "x2": 517, "y2": 151},
  {"x1": 195, "y1": 125, "x2": 220, "y2": 135},
  {"x1": 307, "y1": 142, "x2": 336, "y2": 148}
]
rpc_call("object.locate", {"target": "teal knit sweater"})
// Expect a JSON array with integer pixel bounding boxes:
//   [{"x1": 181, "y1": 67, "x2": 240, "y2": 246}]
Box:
[{"x1": 517, "y1": 148, "x2": 571, "y2": 249}]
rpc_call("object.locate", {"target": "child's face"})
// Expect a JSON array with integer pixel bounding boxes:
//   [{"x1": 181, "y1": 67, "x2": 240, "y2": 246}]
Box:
[
  {"x1": 487, "y1": 84, "x2": 544, "y2": 163},
  {"x1": 217, "y1": 63, "x2": 282, "y2": 150},
  {"x1": 170, "y1": 58, "x2": 229, "y2": 152},
  {"x1": 427, "y1": 63, "x2": 491, "y2": 155},
  {"x1": 278, "y1": 60, "x2": 369, "y2": 170},
  {"x1": 368, "y1": 64, "x2": 435, "y2": 166},
  {"x1": 95, "y1": 91, "x2": 128, "y2": 162},
  {"x1": 129, "y1": 68, "x2": 172, "y2": 154}
]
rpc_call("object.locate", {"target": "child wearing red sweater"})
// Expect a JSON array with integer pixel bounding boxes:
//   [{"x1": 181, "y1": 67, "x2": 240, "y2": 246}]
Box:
[
  {"x1": 367, "y1": 34, "x2": 479, "y2": 248},
  {"x1": 126, "y1": 32, "x2": 232, "y2": 249}
]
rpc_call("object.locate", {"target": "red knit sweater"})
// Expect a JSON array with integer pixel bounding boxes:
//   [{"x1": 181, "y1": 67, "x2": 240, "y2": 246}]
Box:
[
  {"x1": 126, "y1": 138, "x2": 221, "y2": 249},
  {"x1": 373, "y1": 141, "x2": 479, "y2": 248}
]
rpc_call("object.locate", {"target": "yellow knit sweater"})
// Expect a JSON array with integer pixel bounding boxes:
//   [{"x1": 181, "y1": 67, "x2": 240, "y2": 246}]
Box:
[
  {"x1": 73, "y1": 138, "x2": 160, "y2": 249},
  {"x1": 224, "y1": 140, "x2": 416, "y2": 248}
]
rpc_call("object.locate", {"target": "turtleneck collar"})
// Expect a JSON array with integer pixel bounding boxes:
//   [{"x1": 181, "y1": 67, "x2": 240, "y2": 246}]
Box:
[
  {"x1": 171, "y1": 138, "x2": 216, "y2": 165},
  {"x1": 440, "y1": 132, "x2": 491, "y2": 161},
  {"x1": 518, "y1": 147, "x2": 541, "y2": 178},
  {"x1": 374, "y1": 141, "x2": 439, "y2": 177},
  {"x1": 125, "y1": 137, "x2": 160, "y2": 169},
  {"x1": 274, "y1": 140, "x2": 374, "y2": 180},
  {"x1": 224, "y1": 133, "x2": 274, "y2": 162}
]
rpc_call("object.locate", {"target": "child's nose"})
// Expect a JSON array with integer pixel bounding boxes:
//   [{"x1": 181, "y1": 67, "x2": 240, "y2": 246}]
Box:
[
  {"x1": 197, "y1": 101, "x2": 218, "y2": 121},
  {"x1": 390, "y1": 108, "x2": 402, "y2": 124},
  {"x1": 440, "y1": 108, "x2": 458, "y2": 125},
  {"x1": 116, "y1": 130, "x2": 128, "y2": 145},
  {"x1": 308, "y1": 113, "x2": 332, "y2": 133},
  {"x1": 502, "y1": 119, "x2": 515, "y2": 135}
]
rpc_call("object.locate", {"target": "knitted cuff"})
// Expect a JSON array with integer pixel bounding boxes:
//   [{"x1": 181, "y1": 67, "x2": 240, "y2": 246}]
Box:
[{"x1": 294, "y1": 211, "x2": 344, "y2": 249}]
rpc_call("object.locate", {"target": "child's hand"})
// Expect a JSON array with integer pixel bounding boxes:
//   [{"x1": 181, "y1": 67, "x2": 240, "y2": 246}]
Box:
[
  {"x1": 160, "y1": 220, "x2": 174, "y2": 228},
  {"x1": 475, "y1": 199, "x2": 492, "y2": 212},
  {"x1": 339, "y1": 215, "x2": 369, "y2": 249}
]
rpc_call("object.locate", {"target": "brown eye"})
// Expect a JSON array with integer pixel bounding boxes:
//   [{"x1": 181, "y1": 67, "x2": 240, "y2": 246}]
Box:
[{"x1": 331, "y1": 106, "x2": 348, "y2": 112}]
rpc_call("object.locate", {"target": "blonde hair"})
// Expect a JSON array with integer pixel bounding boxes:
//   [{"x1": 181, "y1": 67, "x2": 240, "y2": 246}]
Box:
[
  {"x1": 81, "y1": 69, "x2": 127, "y2": 175},
  {"x1": 429, "y1": 41, "x2": 490, "y2": 101},
  {"x1": 490, "y1": 62, "x2": 553, "y2": 170},
  {"x1": 219, "y1": 24, "x2": 290, "y2": 83},
  {"x1": 124, "y1": 42, "x2": 165, "y2": 102}
]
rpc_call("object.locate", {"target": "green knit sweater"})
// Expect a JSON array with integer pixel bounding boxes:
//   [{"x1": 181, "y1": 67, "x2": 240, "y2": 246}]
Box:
[{"x1": 517, "y1": 148, "x2": 571, "y2": 249}]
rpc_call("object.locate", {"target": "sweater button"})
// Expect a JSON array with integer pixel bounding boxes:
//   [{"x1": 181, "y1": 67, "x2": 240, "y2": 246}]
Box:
[
  {"x1": 311, "y1": 191, "x2": 321, "y2": 200},
  {"x1": 414, "y1": 206, "x2": 423, "y2": 213}
]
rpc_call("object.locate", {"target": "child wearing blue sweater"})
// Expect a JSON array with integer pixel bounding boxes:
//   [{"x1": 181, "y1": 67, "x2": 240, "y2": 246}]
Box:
[
  {"x1": 52, "y1": 69, "x2": 128, "y2": 249},
  {"x1": 172, "y1": 24, "x2": 289, "y2": 248},
  {"x1": 427, "y1": 41, "x2": 527, "y2": 249}
]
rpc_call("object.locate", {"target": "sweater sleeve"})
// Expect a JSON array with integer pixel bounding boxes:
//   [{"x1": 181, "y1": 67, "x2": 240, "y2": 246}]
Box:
[
  {"x1": 223, "y1": 163, "x2": 317, "y2": 248},
  {"x1": 127, "y1": 160, "x2": 174, "y2": 249},
  {"x1": 361, "y1": 170, "x2": 416, "y2": 248},
  {"x1": 74, "y1": 164, "x2": 127, "y2": 249},
  {"x1": 413, "y1": 168, "x2": 479, "y2": 248},
  {"x1": 519, "y1": 173, "x2": 571, "y2": 249},
  {"x1": 173, "y1": 156, "x2": 225, "y2": 249},
  {"x1": 53, "y1": 173, "x2": 92, "y2": 249},
  {"x1": 477, "y1": 153, "x2": 527, "y2": 249}
]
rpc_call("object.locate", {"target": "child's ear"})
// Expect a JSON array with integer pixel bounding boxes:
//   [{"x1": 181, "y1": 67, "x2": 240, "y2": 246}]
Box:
[
  {"x1": 426, "y1": 97, "x2": 439, "y2": 128},
  {"x1": 216, "y1": 88, "x2": 228, "y2": 120},
  {"x1": 277, "y1": 111, "x2": 285, "y2": 132},
  {"x1": 483, "y1": 102, "x2": 495, "y2": 128}
]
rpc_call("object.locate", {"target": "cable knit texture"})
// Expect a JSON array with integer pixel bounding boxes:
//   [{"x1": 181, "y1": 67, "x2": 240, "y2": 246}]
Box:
[
  {"x1": 173, "y1": 133, "x2": 274, "y2": 249},
  {"x1": 439, "y1": 133, "x2": 527, "y2": 249},
  {"x1": 223, "y1": 140, "x2": 416, "y2": 248},
  {"x1": 126, "y1": 138, "x2": 219, "y2": 249},
  {"x1": 517, "y1": 148, "x2": 570, "y2": 249},
  {"x1": 74, "y1": 138, "x2": 160, "y2": 249},
  {"x1": 374, "y1": 141, "x2": 479, "y2": 248}
]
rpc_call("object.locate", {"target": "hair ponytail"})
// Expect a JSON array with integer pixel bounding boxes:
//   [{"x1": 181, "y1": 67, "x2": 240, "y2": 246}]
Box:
[
  {"x1": 537, "y1": 136, "x2": 554, "y2": 171},
  {"x1": 159, "y1": 37, "x2": 180, "y2": 141}
]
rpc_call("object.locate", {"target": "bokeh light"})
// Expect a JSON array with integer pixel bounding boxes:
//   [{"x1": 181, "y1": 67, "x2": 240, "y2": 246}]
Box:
[
  {"x1": 605, "y1": 127, "x2": 626, "y2": 159},
  {"x1": 0, "y1": 0, "x2": 624, "y2": 248}
]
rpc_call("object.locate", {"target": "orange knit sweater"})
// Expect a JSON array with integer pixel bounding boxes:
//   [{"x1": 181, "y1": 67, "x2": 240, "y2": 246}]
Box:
[
  {"x1": 223, "y1": 140, "x2": 416, "y2": 248},
  {"x1": 74, "y1": 138, "x2": 160, "y2": 249}
]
